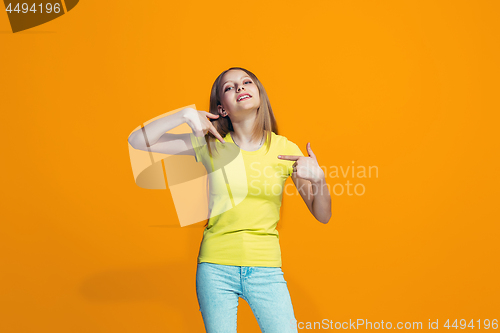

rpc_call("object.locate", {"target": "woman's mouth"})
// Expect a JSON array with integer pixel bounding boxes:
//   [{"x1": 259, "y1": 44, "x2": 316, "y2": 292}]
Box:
[{"x1": 237, "y1": 94, "x2": 252, "y2": 102}]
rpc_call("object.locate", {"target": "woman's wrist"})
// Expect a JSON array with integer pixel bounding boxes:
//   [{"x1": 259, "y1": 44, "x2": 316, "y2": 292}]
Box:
[
  {"x1": 181, "y1": 107, "x2": 196, "y2": 124},
  {"x1": 311, "y1": 176, "x2": 326, "y2": 187}
]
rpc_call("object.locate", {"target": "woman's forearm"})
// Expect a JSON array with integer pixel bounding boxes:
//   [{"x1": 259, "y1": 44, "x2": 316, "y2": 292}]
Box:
[
  {"x1": 311, "y1": 178, "x2": 332, "y2": 224},
  {"x1": 128, "y1": 108, "x2": 189, "y2": 149}
]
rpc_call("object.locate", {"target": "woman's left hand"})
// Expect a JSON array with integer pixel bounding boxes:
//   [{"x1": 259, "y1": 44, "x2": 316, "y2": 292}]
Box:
[{"x1": 278, "y1": 143, "x2": 325, "y2": 184}]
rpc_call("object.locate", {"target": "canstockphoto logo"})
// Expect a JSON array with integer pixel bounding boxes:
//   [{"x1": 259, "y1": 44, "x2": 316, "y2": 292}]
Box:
[{"x1": 3, "y1": 0, "x2": 78, "y2": 33}]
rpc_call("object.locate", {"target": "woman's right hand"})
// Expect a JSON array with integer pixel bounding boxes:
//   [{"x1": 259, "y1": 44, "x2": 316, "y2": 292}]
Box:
[{"x1": 183, "y1": 108, "x2": 226, "y2": 143}]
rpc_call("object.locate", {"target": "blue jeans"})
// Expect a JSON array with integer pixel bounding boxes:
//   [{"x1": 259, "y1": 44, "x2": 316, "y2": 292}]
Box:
[{"x1": 196, "y1": 262, "x2": 299, "y2": 333}]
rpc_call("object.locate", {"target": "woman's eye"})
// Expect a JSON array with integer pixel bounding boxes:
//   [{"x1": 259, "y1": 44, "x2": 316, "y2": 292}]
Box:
[{"x1": 224, "y1": 81, "x2": 251, "y2": 92}]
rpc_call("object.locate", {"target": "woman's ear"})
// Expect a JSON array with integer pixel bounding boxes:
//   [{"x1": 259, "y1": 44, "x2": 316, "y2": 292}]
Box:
[{"x1": 218, "y1": 105, "x2": 227, "y2": 117}]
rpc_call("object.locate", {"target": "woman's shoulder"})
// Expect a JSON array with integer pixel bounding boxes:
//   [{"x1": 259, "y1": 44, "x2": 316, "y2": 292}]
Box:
[
  {"x1": 272, "y1": 132, "x2": 298, "y2": 146},
  {"x1": 272, "y1": 132, "x2": 303, "y2": 155}
]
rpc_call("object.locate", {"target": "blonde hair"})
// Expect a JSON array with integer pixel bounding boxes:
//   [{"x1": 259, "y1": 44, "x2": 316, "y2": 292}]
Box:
[{"x1": 204, "y1": 67, "x2": 279, "y2": 158}]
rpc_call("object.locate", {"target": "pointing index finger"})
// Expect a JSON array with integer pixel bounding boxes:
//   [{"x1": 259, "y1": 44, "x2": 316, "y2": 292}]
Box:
[
  {"x1": 277, "y1": 155, "x2": 300, "y2": 161},
  {"x1": 209, "y1": 124, "x2": 226, "y2": 143}
]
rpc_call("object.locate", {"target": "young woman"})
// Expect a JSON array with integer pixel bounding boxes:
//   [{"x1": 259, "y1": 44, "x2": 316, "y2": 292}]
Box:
[{"x1": 128, "y1": 67, "x2": 331, "y2": 332}]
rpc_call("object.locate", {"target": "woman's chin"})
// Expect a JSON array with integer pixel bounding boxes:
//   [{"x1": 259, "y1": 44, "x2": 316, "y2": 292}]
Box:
[{"x1": 236, "y1": 104, "x2": 259, "y2": 112}]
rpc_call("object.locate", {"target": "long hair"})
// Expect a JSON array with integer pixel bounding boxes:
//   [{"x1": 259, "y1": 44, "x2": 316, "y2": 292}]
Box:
[
  {"x1": 202, "y1": 67, "x2": 279, "y2": 228},
  {"x1": 203, "y1": 67, "x2": 279, "y2": 158}
]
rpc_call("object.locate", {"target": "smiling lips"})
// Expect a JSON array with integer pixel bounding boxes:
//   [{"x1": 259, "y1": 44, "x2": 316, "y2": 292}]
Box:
[{"x1": 237, "y1": 94, "x2": 252, "y2": 102}]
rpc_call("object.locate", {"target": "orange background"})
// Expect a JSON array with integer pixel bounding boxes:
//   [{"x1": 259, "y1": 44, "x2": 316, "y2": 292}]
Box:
[{"x1": 1, "y1": 0, "x2": 499, "y2": 332}]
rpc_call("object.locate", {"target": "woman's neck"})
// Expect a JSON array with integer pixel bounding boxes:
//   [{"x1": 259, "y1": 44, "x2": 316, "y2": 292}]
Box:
[
  {"x1": 230, "y1": 111, "x2": 264, "y2": 148},
  {"x1": 231, "y1": 131, "x2": 259, "y2": 145},
  {"x1": 231, "y1": 130, "x2": 264, "y2": 151}
]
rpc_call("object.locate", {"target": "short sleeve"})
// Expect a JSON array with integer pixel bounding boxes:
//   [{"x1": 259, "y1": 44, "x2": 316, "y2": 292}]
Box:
[
  {"x1": 286, "y1": 140, "x2": 305, "y2": 177},
  {"x1": 189, "y1": 132, "x2": 207, "y2": 163}
]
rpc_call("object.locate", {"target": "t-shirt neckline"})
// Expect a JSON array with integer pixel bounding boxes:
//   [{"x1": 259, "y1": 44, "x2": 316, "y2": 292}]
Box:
[{"x1": 226, "y1": 132, "x2": 272, "y2": 155}]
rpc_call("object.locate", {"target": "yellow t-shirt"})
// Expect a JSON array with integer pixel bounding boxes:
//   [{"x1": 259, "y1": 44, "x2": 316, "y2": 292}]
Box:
[{"x1": 189, "y1": 131, "x2": 304, "y2": 267}]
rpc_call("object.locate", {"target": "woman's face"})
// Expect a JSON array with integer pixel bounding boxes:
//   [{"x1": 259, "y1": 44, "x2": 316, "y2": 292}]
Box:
[{"x1": 218, "y1": 69, "x2": 261, "y2": 117}]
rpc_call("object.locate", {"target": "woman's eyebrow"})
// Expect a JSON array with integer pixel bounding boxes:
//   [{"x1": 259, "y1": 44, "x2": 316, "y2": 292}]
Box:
[{"x1": 222, "y1": 76, "x2": 251, "y2": 86}]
